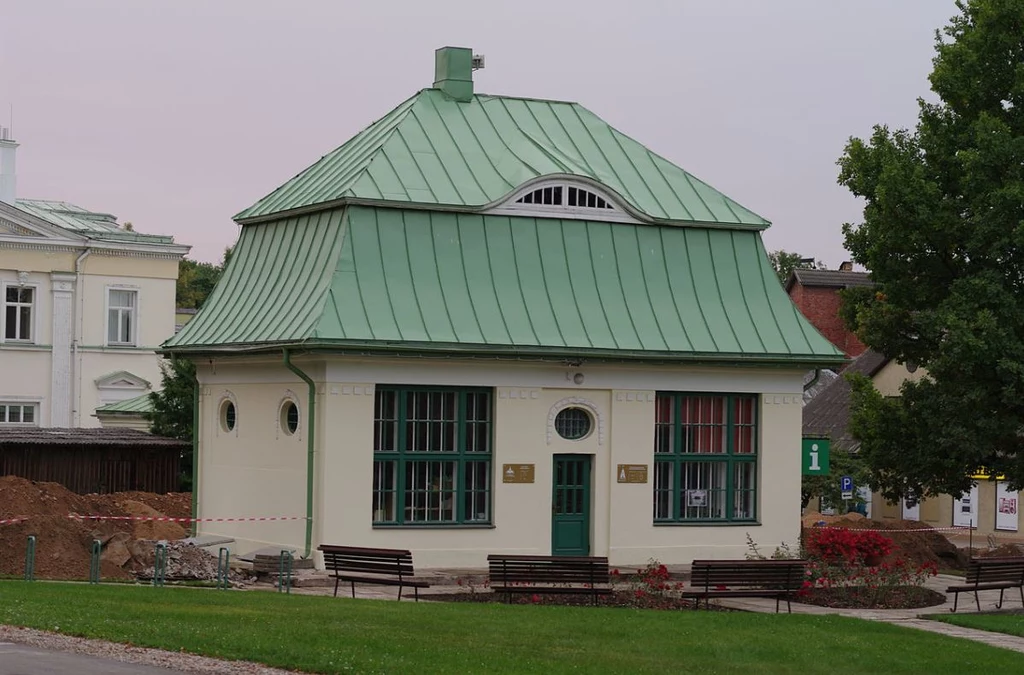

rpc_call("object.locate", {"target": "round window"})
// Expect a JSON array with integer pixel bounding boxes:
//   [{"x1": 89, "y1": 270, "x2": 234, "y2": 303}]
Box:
[
  {"x1": 280, "y1": 400, "x2": 299, "y2": 435},
  {"x1": 220, "y1": 400, "x2": 236, "y2": 433},
  {"x1": 555, "y1": 407, "x2": 592, "y2": 440}
]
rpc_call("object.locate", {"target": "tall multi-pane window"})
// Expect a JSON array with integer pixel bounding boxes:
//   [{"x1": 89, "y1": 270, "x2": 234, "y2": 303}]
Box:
[
  {"x1": 373, "y1": 387, "x2": 492, "y2": 525},
  {"x1": 3, "y1": 286, "x2": 34, "y2": 341},
  {"x1": 107, "y1": 289, "x2": 138, "y2": 345},
  {"x1": 654, "y1": 393, "x2": 758, "y2": 523}
]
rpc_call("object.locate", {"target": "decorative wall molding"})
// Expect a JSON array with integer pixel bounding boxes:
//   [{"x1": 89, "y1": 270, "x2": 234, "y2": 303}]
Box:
[
  {"x1": 496, "y1": 388, "x2": 540, "y2": 400},
  {"x1": 763, "y1": 394, "x2": 801, "y2": 406},
  {"x1": 614, "y1": 390, "x2": 655, "y2": 403},
  {"x1": 49, "y1": 275, "x2": 76, "y2": 426},
  {"x1": 333, "y1": 384, "x2": 374, "y2": 396},
  {"x1": 547, "y1": 396, "x2": 606, "y2": 446}
]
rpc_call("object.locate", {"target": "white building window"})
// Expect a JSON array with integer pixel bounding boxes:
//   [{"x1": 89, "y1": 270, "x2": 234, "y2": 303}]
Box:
[
  {"x1": 0, "y1": 402, "x2": 37, "y2": 425},
  {"x1": 107, "y1": 289, "x2": 138, "y2": 346},
  {"x1": 3, "y1": 286, "x2": 34, "y2": 342},
  {"x1": 515, "y1": 185, "x2": 614, "y2": 210}
]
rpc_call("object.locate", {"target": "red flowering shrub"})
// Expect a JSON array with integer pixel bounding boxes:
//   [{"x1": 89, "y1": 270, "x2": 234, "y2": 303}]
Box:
[
  {"x1": 804, "y1": 527, "x2": 894, "y2": 564},
  {"x1": 621, "y1": 558, "x2": 686, "y2": 608}
]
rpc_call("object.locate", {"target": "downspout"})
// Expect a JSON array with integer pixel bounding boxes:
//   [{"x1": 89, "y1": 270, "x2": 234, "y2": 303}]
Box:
[
  {"x1": 72, "y1": 248, "x2": 91, "y2": 426},
  {"x1": 283, "y1": 348, "x2": 315, "y2": 558},
  {"x1": 803, "y1": 369, "x2": 821, "y2": 392},
  {"x1": 191, "y1": 376, "x2": 199, "y2": 537}
]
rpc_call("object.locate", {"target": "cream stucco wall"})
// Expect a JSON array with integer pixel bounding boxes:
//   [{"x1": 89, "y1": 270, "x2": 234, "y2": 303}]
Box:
[
  {"x1": 195, "y1": 355, "x2": 806, "y2": 569},
  {"x1": 1, "y1": 247, "x2": 180, "y2": 427}
]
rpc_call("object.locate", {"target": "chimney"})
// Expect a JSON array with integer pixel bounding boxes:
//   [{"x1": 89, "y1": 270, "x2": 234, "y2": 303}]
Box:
[
  {"x1": 433, "y1": 46, "x2": 475, "y2": 102},
  {"x1": 0, "y1": 127, "x2": 17, "y2": 205},
  {"x1": 839, "y1": 261, "x2": 853, "y2": 272}
]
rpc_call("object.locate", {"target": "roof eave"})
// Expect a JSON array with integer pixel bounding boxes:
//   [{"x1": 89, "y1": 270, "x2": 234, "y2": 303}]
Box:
[{"x1": 161, "y1": 338, "x2": 847, "y2": 369}]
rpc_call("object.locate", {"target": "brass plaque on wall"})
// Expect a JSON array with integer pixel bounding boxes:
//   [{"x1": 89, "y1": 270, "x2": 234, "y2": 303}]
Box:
[
  {"x1": 502, "y1": 464, "x2": 535, "y2": 483},
  {"x1": 617, "y1": 464, "x2": 648, "y2": 484}
]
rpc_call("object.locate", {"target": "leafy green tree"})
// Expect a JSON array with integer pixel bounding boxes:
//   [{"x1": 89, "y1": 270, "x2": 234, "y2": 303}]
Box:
[
  {"x1": 768, "y1": 250, "x2": 826, "y2": 284},
  {"x1": 146, "y1": 358, "x2": 196, "y2": 490},
  {"x1": 838, "y1": 0, "x2": 1024, "y2": 501},
  {"x1": 175, "y1": 245, "x2": 234, "y2": 310}
]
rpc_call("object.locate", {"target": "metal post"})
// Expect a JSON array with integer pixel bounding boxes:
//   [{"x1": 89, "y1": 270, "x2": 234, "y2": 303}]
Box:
[
  {"x1": 153, "y1": 542, "x2": 167, "y2": 587},
  {"x1": 24, "y1": 535, "x2": 35, "y2": 582},
  {"x1": 89, "y1": 539, "x2": 101, "y2": 584},
  {"x1": 969, "y1": 517, "x2": 973, "y2": 553},
  {"x1": 217, "y1": 547, "x2": 230, "y2": 590},
  {"x1": 278, "y1": 550, "x2": 293, "y2": 594}
]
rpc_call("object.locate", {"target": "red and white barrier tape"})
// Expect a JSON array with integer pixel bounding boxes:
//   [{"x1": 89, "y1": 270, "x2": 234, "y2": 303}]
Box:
[
  {"x1": 65, "y1": 514, "x2": 308, "y2": 523},
  {"x1": 814, "y1": 524, "x2": 973, "y2": 533},
  {"x1": 0, "y1": 517, "x2": 29, "y2": 526}
]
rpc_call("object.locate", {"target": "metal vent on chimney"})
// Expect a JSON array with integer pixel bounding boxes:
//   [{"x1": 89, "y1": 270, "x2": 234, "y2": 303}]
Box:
[{"x1": 472, "y1": 54, "x2": 485, "y2": 70}]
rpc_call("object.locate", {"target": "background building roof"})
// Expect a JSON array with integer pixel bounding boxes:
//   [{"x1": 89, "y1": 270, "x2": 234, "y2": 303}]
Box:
[
  {"x1": 14, "y1": 198, "x2": 176, "y2": 245},
  {"x1": 786, "y1": 268, "x2": 874, "y2": 291},
  {"x1": 0, "y1": 427, "x2": 185, "y2": 446},
  {"x1": 95, "y1": 393, "x2": 154, "y2": 416},
  {"x1": 802, "y1": 349, "x2": 890, "y2": 450}
]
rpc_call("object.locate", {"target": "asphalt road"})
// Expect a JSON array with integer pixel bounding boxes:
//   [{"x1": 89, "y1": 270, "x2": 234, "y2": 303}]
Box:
[{"x1": 0, "y1": 640, "x2": 187, "y2": 674}]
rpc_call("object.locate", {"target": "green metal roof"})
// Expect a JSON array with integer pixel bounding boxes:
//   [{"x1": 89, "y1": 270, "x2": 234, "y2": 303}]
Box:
[
  {"x1": 165, "y1": 206, "x2": 843, "y2": 365},
  {"x1": 95, "y1": 393, "x2": 154, "y2": 415},
  {"x1": 15, "y1": 199, "x2": 176, "y2": 244},
  {"x1": 234, "y1": 89, "x2": 769, "y2": 229}
]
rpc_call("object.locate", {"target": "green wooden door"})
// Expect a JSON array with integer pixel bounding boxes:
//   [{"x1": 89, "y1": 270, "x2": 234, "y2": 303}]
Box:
[{"x1": 551, "y1": 455, "x2": 591, "y2": 556}]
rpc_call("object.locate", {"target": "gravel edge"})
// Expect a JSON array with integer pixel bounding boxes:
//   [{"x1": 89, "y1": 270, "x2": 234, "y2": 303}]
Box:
[{"x1": 0, "y1": 624, "x2": 297, "y2": 674}]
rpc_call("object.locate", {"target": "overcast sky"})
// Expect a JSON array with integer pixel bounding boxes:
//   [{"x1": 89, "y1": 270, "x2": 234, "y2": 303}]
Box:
[{"x1": 1, "y1": 0, "x2": 956, "y2": 264}]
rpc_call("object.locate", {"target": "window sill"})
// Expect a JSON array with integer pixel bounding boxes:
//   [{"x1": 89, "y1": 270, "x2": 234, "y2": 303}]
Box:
[
  {"x1": 654, "y1": 521, "x2": 761, "y2": 527},
  {"x1": 372, "y1": 523, "x2": 496, "y2": 530},
  {"x1": 0, "y1": 342, "x2": 50, "y2": 350}
]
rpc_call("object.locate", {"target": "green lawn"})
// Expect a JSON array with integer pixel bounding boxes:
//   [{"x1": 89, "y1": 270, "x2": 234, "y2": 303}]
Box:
[
  {"x1": 934, "y1": 612, "x2": 1024, "y2": 638},
  {"x1": 0, "y1": 581, "x2": 1021, "y2": 674}
]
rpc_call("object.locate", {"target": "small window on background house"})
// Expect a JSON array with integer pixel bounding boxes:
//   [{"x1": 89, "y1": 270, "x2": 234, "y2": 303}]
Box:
[
  {"x1": 3, "y1": 286, "x2": 34, "y2": 341},
  {"x1": 280, "y1": 400, "x2": 299, "y2": 435},
  {"x1": 107, "y1": 290, "x2": 137, "y2": 346},
  {"x1": 0, "y1": 403, "x2": 37, "y2": 425}
]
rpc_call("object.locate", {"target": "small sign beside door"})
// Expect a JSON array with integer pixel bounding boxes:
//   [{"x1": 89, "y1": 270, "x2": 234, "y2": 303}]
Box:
[
  {"x1": 617, "y1": 464, "x2": 648, "y2": 483},
  {"x1": 502, "y1": 464, "x2": 535, "y2": 483}
]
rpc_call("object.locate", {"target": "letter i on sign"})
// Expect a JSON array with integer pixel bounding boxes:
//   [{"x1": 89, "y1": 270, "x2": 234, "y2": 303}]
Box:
[{"x1": 808, "y1": 443, "x2": 820, "y2": 471}]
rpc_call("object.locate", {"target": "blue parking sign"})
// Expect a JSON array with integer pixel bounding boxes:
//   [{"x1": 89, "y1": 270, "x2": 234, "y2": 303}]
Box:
[{"x1": 841, "y1": 476, "x2": 854, "y2": 492}]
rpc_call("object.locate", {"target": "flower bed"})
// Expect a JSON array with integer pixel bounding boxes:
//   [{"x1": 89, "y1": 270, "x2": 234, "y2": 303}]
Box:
[{"x1": 749, "y1": 528, "x2": 942, "y2": 610}]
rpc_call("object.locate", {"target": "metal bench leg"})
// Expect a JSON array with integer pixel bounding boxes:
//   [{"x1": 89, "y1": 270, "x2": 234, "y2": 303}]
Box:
[
  {"x1": 974, "y1": 590, "x2": 981, "y2": 612},
  {"x1": 414, "y1": 586, "x2": 419, "y2": 602},
  {"x1": 775, "y1": 596, "x2": 781, "y2": 614},
  {"x1": 398, "y1": 585, "x2": 403, "y2": 602},
  {"x1": 333, "y1": 576, "x2": 340, "y2": 598},
  {"x1": 997, "y1": 589, "x2": 1004, "y2": 610},
  {"x1": 1019, "y1": 585, "x2": 1023, "y2": 608},
  {"x1": 351, "y1": 581, "x2": 356, "y2": 599},
  {"x1": 950, "y1": 591, "x2": 959, "y2": 613}
]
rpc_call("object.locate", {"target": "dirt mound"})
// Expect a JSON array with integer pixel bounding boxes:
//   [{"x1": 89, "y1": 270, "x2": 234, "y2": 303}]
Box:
[
  {"x1": 979, "y1": 543, "x2": 1024, "y2": 557},
  {"x1": 0, "y1": 475, "x2": 191, "y2": 580},
  {"x1": 804, "y1": 516, "x2": 966, "y2": 570}
]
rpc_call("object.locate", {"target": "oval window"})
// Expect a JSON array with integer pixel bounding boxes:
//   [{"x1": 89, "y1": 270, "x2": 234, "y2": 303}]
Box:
[
  {"x1": 555, "y1": 407, "x2": 592, "y2": 440},
  {"x1": 220, "y1": 399, "x2": 236, "y2": 433},
  {"x1": 280, "y1": 400, "x2": 299, "y2": 435}
]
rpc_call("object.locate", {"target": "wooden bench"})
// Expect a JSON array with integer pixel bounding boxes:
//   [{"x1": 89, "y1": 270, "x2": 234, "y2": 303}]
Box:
[
  {"x1": 682, "y1": 559, "x2": 808, "y2": 613},
  {"x1": 946, "y1": 556, "x2": 1024, "y2": 612},
  {"x1": 487, "y1": 554, "x2": 612, "y2": 604},
  {"x1": 317, "y1": 545, "x2": 430, "y2": 601}
]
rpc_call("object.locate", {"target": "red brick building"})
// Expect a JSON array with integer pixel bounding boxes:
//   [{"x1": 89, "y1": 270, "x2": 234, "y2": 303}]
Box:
[{"x1": 785, "y1": 264, "x2": 873, "y2": 358}]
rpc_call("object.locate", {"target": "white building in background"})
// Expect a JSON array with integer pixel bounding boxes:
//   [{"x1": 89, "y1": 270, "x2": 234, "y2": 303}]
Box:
[{"x1": 0, "y1": 128, "x2": 189, "y2": 428}]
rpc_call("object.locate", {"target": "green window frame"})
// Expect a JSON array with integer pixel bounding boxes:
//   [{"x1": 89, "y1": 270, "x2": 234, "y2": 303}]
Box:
[
  {"x1": 372, "y1": 386, "x2": 492, "y2": 526},
  {"x1": 653, "y1": 393, "x2": 758, "y2": 523}
]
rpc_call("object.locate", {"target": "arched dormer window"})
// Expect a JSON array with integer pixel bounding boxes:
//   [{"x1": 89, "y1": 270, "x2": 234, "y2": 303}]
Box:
[
  {"x1": 486, "y1": 179, "x2": 643, "y2": 224},
  {"x1": 516, "y1": 185, "x2": 613, "y2": 210}
]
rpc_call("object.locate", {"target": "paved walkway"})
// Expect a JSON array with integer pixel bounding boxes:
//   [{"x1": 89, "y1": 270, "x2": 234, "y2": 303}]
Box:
[{"x1": 715, "y1": 573, "x2": 1024, "y2": 653}]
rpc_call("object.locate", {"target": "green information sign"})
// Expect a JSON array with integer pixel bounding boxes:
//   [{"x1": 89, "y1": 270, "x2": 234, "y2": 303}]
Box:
[{"x1": 802, "y1": 438, "x2": 830, "y2": 475}]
